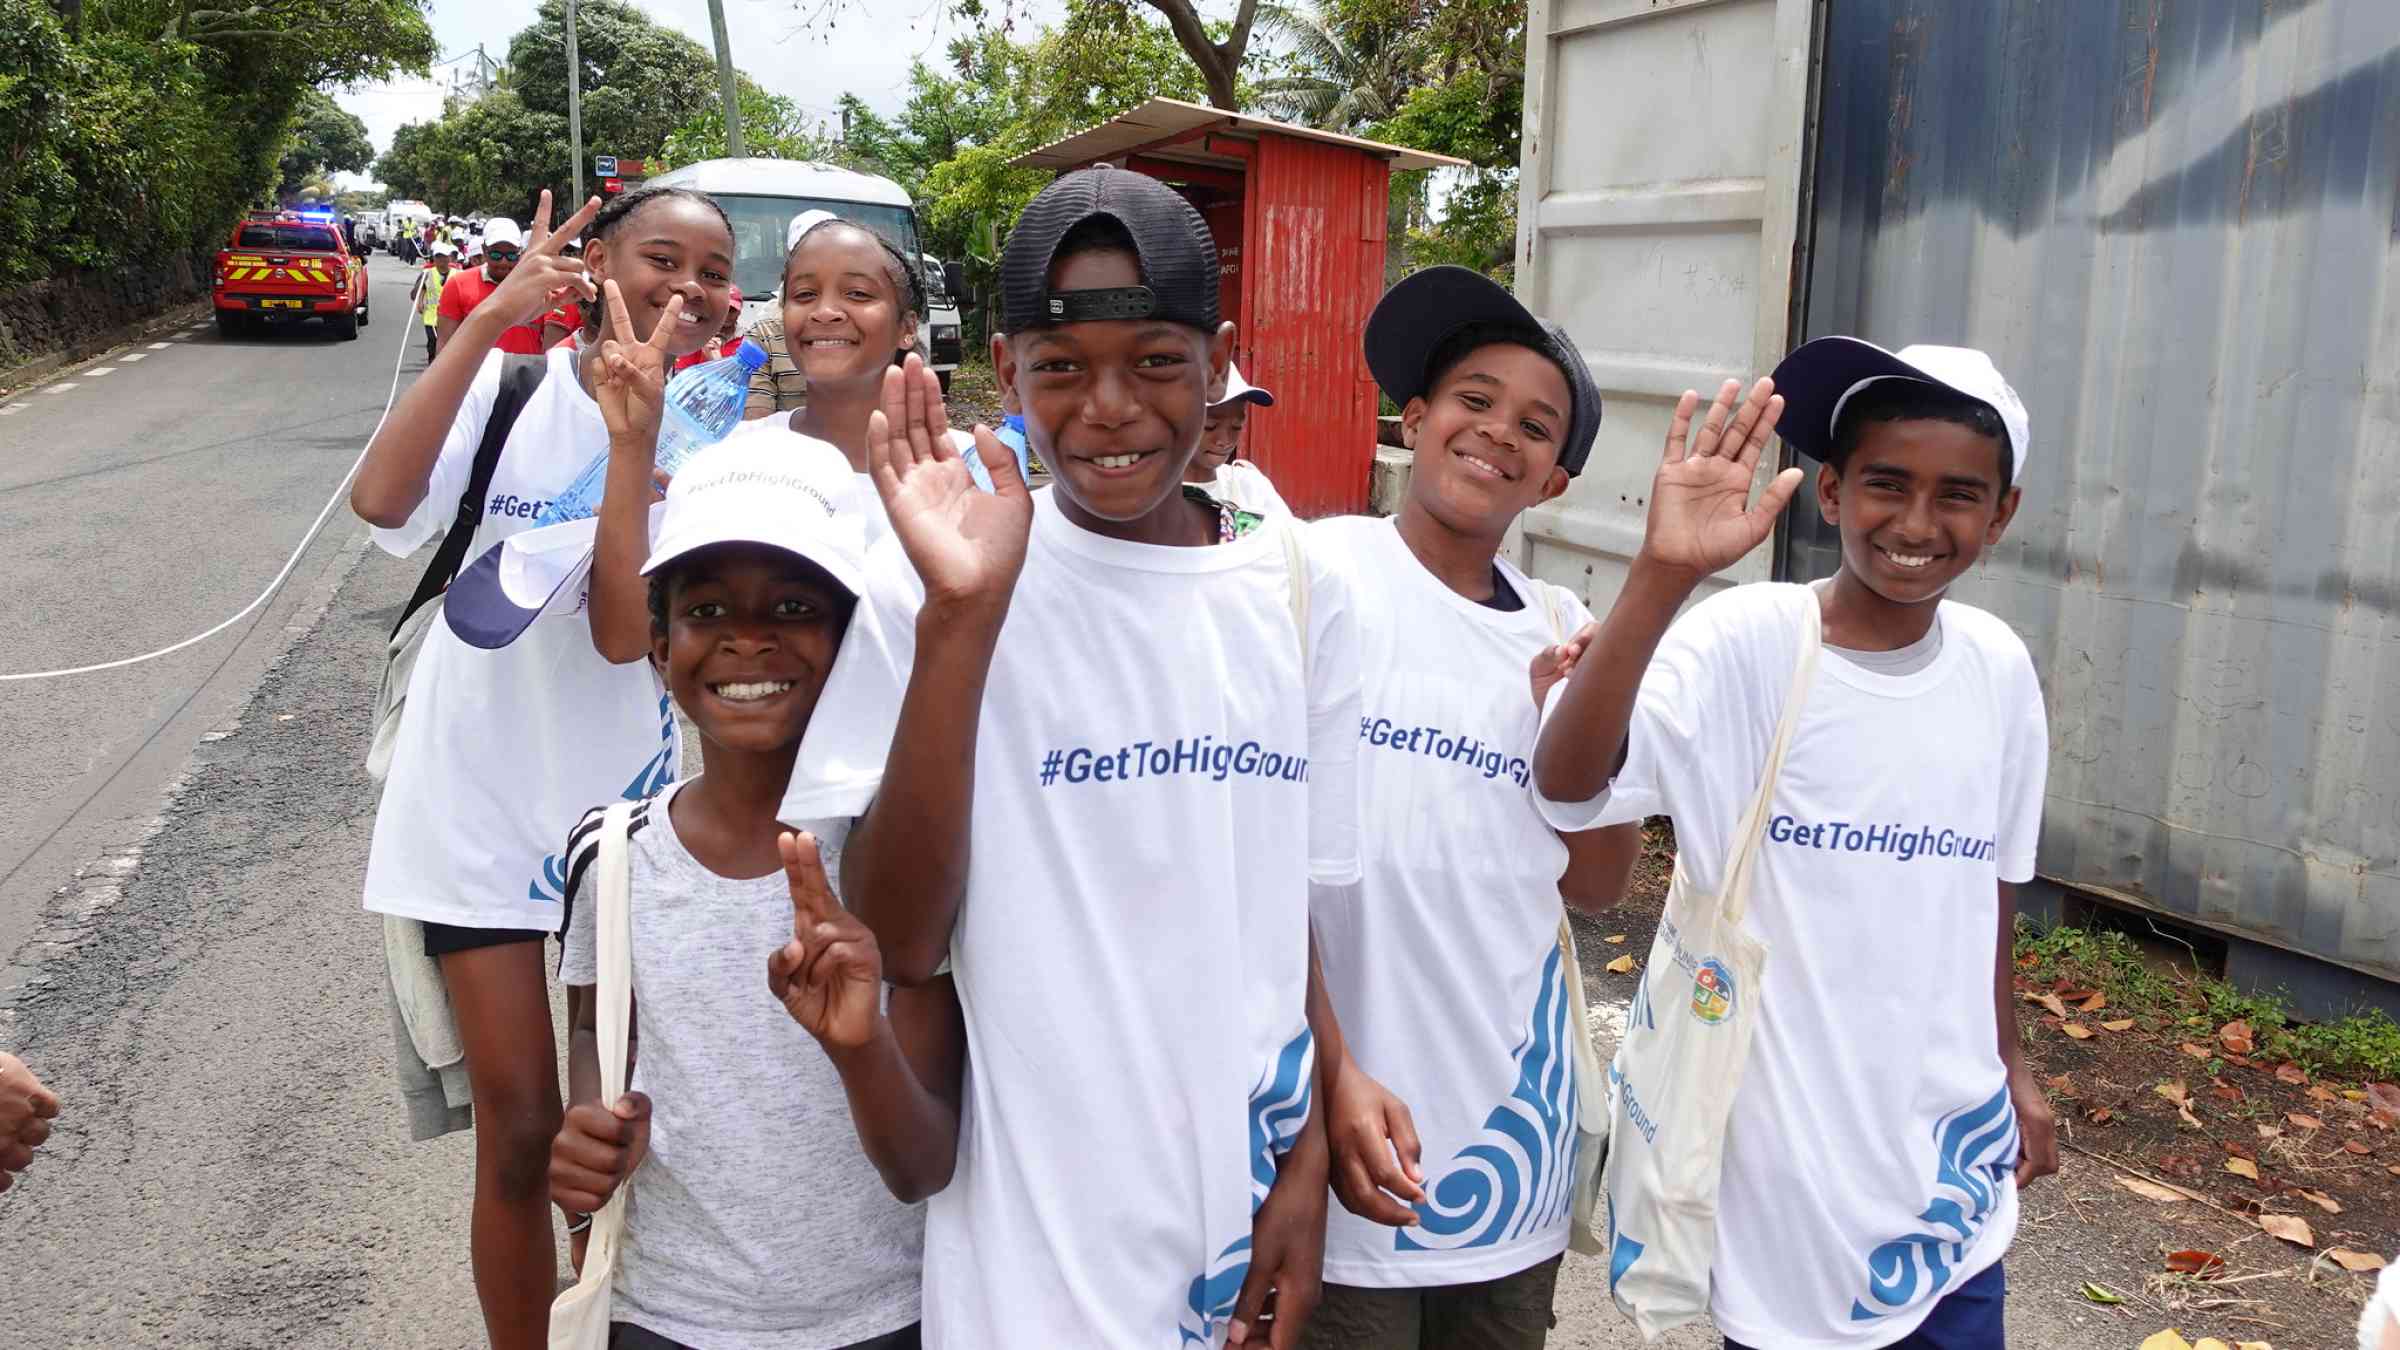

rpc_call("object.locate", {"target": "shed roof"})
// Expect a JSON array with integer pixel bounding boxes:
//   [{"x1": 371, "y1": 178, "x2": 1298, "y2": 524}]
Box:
[{"x1": 1011, "y1": 98, "x2": 1470, "y2": 175}]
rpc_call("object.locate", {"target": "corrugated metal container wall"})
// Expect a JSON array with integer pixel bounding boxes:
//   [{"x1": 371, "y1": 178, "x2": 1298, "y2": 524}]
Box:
[
  {"x1": 1241, "y1": 134, "x2": 1388, "y2": 516},
  {"x1": 1787, "y1": 0, "x2": 2400, "y2": 977}
]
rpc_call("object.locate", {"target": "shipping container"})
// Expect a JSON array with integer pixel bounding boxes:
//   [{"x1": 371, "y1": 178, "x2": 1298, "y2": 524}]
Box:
[{"x1": 1516, "y1": 0, "x2": 2400, "y2": 1010}]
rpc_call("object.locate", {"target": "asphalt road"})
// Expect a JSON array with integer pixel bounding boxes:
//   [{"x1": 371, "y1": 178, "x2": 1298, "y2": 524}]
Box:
[{"x1": 0, "y1": 270, "x2": 2172, "y2": 1346}]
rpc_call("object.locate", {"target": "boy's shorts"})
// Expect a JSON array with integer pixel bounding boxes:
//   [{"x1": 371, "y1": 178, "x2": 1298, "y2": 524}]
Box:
[
  {"x1": 420, "y1": 921, "x2": 546, "y2": 958},
  {"x1": 1303, "y1": 1254, "x2": 1561, "y2": 1350},
  {"x1": 610, "y1": 1322, "x2": 920, "y2": 1350},
  {"x1": 1725, "y1": 1261, "x2": 2005, "y2": 1350}
]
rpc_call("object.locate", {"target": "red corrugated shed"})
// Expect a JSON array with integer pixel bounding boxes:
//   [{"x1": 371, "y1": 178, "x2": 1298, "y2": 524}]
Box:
[{"x1": 1014, "y1": 99, "x2": 1464, "y2": 516}]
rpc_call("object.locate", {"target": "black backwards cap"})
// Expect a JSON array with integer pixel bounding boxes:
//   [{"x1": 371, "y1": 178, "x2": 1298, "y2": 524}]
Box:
[
  {"x1": 1001, "y1": 166, "x2": 1221, "y2": 336},
  {"x1": 1364, "y1": 265, "x2": 1604, "y2": 477}
]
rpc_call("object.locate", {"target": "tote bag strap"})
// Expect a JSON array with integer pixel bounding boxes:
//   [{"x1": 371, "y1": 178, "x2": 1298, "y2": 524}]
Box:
[
  {"x1": 588, "y1": 801, "x2": 639, "y2": 1251},
  {"x1": 1716, "y1": 589, "x2": 1821, "y2": 927}
]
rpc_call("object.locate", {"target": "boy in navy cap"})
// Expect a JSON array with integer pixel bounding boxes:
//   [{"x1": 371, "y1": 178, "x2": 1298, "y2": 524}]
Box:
[
  {"x1": 1532, "y1": 341, "x2": 2052, "y2": 1349},
  {"x1": 1305, "y1": 266, "x2": 1640, "y2": 1349},
  {"x1": 820, "y1": 165, "x2": 1364, "y2": 1348}
]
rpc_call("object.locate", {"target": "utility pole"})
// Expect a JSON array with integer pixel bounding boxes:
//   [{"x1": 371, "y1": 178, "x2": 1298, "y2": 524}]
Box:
[
  {"x1": 705, "y1": 0, "x2": 744, "y2": 158},
  {"x1": 565, "y1": 0, "x2": 585, "y2": 202}
]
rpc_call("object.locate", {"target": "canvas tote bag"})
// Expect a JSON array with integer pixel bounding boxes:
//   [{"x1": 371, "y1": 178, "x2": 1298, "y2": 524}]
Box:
[
  {"x1": 1599, "y1": 592, "x2": 1819, "y2": 1338},
  {"x1": 548, "y1": 800, "x2": 638, "y2": 1350}
]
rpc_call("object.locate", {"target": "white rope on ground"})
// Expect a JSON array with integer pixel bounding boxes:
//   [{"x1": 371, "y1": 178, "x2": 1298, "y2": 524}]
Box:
[{"x1": 1, "y1": 293, "x2": 418, "y2": 682}]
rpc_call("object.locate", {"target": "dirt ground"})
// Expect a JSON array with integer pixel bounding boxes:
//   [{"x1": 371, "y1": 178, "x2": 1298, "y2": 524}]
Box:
[{"x1": 1555, "y1": 825, "x2": 2389, "y2": 1349}]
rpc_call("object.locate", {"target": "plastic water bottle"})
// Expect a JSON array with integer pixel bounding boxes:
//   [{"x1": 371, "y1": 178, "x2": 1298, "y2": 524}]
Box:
[{"x1": 535, "y1": 339, "x2": 771, "y2": 525}]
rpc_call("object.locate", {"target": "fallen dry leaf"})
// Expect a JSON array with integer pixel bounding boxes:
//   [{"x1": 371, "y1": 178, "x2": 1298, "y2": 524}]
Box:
[
  {"x1": 2225, "y1": 1053, "x2": 2257, "y2": 1069},
  {"x1": 2329, "y1": 1248, "x2": 2387, "y2": 1272},
  {"x1": 2372, "y1": 1110, "x2": 2398, "y2": 1131},
  {"x1": 2288, "y1": 1112, "x2": 2324, "y2": 1131},
  {"x1": 2027, "y1": 990, "x2": 2070, "y2": 1019},
  {"x1": 2275, "y1": 1062, "x2": 2309, "y2": 1085},
  {"x1": 2102, "y1": 1018, "x2": 2137, "y2": 1032},
  {"x1": 2344, "y1": 1139, "x2": 2374, "y2": 1156},
  {"x1": 2140, "y1": 1332, "x2": 2195, "y2": 1350},
  {"x1": 2182, "y1": 1042, "x2": 2216, "y2": 1061},
  {"x1": 2225, "y1": 1157, "x2": 2260, "y2": 1181},
  {"x1": 2294, "y1": 1188, "x2": 2341, "y2": 1214},
  {"x1": 1604, "y1": 954, "x2": 1636, "y2": 975},
  {"x1": 2310, "y1": 1085, "x2": 2341, "y2": 1103},
  {"x1": 2368, "y1": 1083, "x2": 2400, "y2": 1114},
  {"x1": 2258, "y1": 1213, "x2": 2315, "y2": 1247},
  {"x1": 2164, "y1": 1249, "x2": 2227, "y2": 1276},
  {"x1": 2387, "y1": 1163, "x2": 2400, "y2": 1177},
  {"x1": 2080, "y1": 993, "x2": 2107, "y2": 1012},
  {"x1": 2054, "y1": 984, "x2": 2098, "y2": 1001},
  {"x1": 2257, "y1": 1125, "x2": 2283, "y2": 1141},
  {"x1": 2090, "y1": 1106, "x2": 2116, "y2": 1124},
  {"x1": 2234, "y1": 1341, "x2": 2274, "y2": 1350},
  {"x1": 2117, "y1": 1175, "x2": 2191, "y2": 1203},
  {"x1": 2181, "y1": 1104, "x2": 2204, "y2": 1128},
  {"x1": 2193, "y1": 1341, "x2": 2235, "y2": 1350},
  {"x1": 2210, "y1": 1081, "x2": 2245, "y2": 1104},
  {"x1": 2224, "y1": 1139, "x2": 2256, "y2": 1161},
  {"x1": 2157, "y1": 1080, "x2": 2192, "y2": 1108},
  {"x1": 2345, "y1": 1089, "x2": 2369, "y2": 1103},
  {"x1": 2063, "y1": 1023, "x2": 2095, "y2": 1040},
  {"x1": 2220, "y1": 1020, "x2": 2255, "y2": 1055},
  {"x1": 1603, "y1": 934, "x2": 1626, "y2": 945}
]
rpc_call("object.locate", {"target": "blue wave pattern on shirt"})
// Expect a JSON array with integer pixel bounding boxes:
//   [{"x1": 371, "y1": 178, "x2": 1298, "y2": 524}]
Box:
[
  {"x1": 1848, "y1": 1085, "x2": 2018, "y2": 1323},
  {"x1": 527, "y1": 694, "x2": 679, "y2": 904},
  {"x1": 1397, "y1": 943, "x2": 1579, "y2": 1252},
  {"x1": 1180, "y1": 1024, "x2": 1316, "y2": 1346}
]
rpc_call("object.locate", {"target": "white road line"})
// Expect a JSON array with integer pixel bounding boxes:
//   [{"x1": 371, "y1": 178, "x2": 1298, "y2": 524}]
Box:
[
  {"x1": 147, "y1": 341, "x2": 170, "y2": 350},
  {"x1": 44, "y1": 383, "x2": 76, "y2": 394},
  {"x1": 0, "y1": 404, "x2": 24, "y2": 416},
  {"x1": 120, "y1": 353, "x2": 146, "y2": 363},
  {"x1": 85, "y1": 367, "x2": 116, "y2": 377}
]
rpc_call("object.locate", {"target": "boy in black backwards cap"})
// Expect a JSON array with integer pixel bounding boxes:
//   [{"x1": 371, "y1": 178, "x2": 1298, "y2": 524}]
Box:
[
  {"x1": 821, "y1": 166, "x2": 1365, "y2": 1348},
  {"x1": 1305, "y1": 267, "x2": 1640, "y2": 1348}
]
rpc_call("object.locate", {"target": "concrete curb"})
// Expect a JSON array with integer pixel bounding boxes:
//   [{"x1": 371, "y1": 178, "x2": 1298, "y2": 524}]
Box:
[{"x1": 0, "y1": 299, "x2": 215, "y2": 401}]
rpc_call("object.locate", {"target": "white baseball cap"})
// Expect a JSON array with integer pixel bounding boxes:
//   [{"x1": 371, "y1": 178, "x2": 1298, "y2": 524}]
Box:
[
  {"x1": 641, "y1": 435, "x2": 868, "y2": 601},
  {"x1": 480, "y1": 217, "x2": 524, "y2": 251},
  {"x1": 1770, "y1": 337, "x2": 2030, "y2": 483},
  {"x1": 786, "y1": 208, "x2": 840, "y2": 252},
  {"x1": 1212, "y1": 363, "x2": 1276, "y2": 411}
]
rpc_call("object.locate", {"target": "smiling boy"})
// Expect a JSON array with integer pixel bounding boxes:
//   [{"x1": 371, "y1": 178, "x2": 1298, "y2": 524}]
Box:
[
  {"x1": 823, "y1": 166, "x2": 1362, "y2": 1348},
  {"x1": 1305, "y1": 267, "x2": 1640, "y2": 1349},
  {"x1": 1531, "y1": 340, "x2": 2054, "y2": 1350}
]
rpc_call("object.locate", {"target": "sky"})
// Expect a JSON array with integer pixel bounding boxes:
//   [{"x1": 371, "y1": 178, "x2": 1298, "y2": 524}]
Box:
[{"x1": 333, "y1": 0, "x2": 1079, "y2": 190}]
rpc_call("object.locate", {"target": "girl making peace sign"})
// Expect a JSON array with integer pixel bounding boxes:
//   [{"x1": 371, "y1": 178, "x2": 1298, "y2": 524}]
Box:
[{"x1": 350, "y1": 186, "x2": 739, "y2": 1349}]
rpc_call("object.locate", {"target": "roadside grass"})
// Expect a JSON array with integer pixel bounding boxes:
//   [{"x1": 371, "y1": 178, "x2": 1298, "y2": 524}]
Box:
[{"x1": 2016, "y1": 919, "x2": 2400, "y2": 1083}]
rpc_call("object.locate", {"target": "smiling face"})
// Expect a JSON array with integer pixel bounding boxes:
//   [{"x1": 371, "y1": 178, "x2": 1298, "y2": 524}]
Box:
[
  {"x1": 1400, "y1": 341, "x2": 1574, "y2": 540},
  {"x1": 652, "y1": 543, "x2": 855, "y2": 756},
  {"x1": 586, "y1": 196, "x2": 736, "y2": 359},
  {"x1": 995, "y1": 247, "x2": 1232, "y2": 531},
  {"x1": 1818, "y1": 417, "x2": 2020, "y2": 605},
  {"x1": 485, "y1": 242, "x2": 520, "y2": 282},
  {"x1": 781, "y1": 225, "x2": 914, "y2": 389},
  {"x1": 1188, "y1": 402, "x2": 1249, "y2": 482}
]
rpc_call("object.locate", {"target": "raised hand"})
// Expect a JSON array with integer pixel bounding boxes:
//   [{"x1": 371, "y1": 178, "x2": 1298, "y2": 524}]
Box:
[
  {"x1": 0, "y1": 1052, "x2": 59, "y2": 1192},
  {"x1": 548, "y1": 1091, "x2": 652, "y2": 1216},
  {"x1": 594, "y1": 279, "x2": 682, "y2": 455},
  {"x1": 487, "y1": 188, "x2": 602, "y2": 328},
  {"x1": 868, "y1": 355, "x2": 1031, "y2": 615},
  {"x1": 1530, "y1": 619, "x2": 1600, "y2": 713},
  {"x1": 1638, "y1": 377, "x2": 1800, "y2": 580},
  {"x1": 766, "y1": 832, "x2": 886, "y2": 1052},
  {"x1": 1324, "y1": 1057, "x2": 1425, "y2": 1227}
]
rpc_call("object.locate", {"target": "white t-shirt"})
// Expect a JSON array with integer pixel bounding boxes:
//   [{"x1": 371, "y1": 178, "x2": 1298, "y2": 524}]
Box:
[
  {"x1": 1307, "y1": 515, "x2": 1593, "y2": 1289},
  {"x1": 363, "y1": 346, "x2": 678, "y2": 931},
  {"x1": 827, "y1": 489, "x2": 1361, "y2": 1347},
  {"x1": 1537, "y1": 582, "x2": 2048, "y2": 1349},
  {"x1": 559, "y1": 786, "x2": 922, "y2": 1349}
]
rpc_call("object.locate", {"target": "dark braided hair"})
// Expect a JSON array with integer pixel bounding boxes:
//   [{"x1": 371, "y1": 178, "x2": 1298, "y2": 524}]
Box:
[
  {"x1": 786, "y1": 217, "x2": 926, "y2": 323},
  {"x1": 577, "y1": 186, "x2": 735, "y2": 335}
]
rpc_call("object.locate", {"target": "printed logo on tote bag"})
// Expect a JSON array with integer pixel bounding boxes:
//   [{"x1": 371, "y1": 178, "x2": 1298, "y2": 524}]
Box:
[{"x1": 1690, "y1": 958, "x2": 1738, "y2": 1025}]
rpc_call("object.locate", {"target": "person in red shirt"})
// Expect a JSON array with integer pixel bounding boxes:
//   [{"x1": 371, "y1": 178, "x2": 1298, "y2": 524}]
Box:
[
  {"x1": 435, "y1": 216, "x2": 551, "y2": 355},
  {"x1": 673, "y1": 285, "x2": 743, "y2": 369}
]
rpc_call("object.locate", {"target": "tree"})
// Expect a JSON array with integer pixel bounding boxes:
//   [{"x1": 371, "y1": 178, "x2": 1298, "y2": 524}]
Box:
[
  {"x1": 662, "y1": 77, "x2": 845, "y2": 167},
  {"x1": 278, "y1": 87, "x2": 374, "y2": 200},
  {"x1": 508, "y1": 0, "x2": 715, "y2": 161}
]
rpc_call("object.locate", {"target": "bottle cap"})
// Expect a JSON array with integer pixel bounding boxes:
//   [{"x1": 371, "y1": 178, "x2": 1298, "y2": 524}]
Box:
[{"x1": 734, "y1": 339, "x2": 770, "y2": 373}]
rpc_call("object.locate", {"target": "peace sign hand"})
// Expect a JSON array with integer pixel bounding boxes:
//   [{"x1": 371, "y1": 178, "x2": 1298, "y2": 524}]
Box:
[
  {"x1": 486, "y1": 188, "x2": 602, "y2": 328},
  {"x1": 868, "y1": 355, "x2": 1030, "y2": 617},
  {"x1": 594, "y1": 279, "x2": 683, "y2": 456},
  {"x1": 765, "y1": 832, "x2": 886, "y2": 1053},
  {"x1": 1637, "y1": 377, "x2": 1802, "y2": 580}
]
